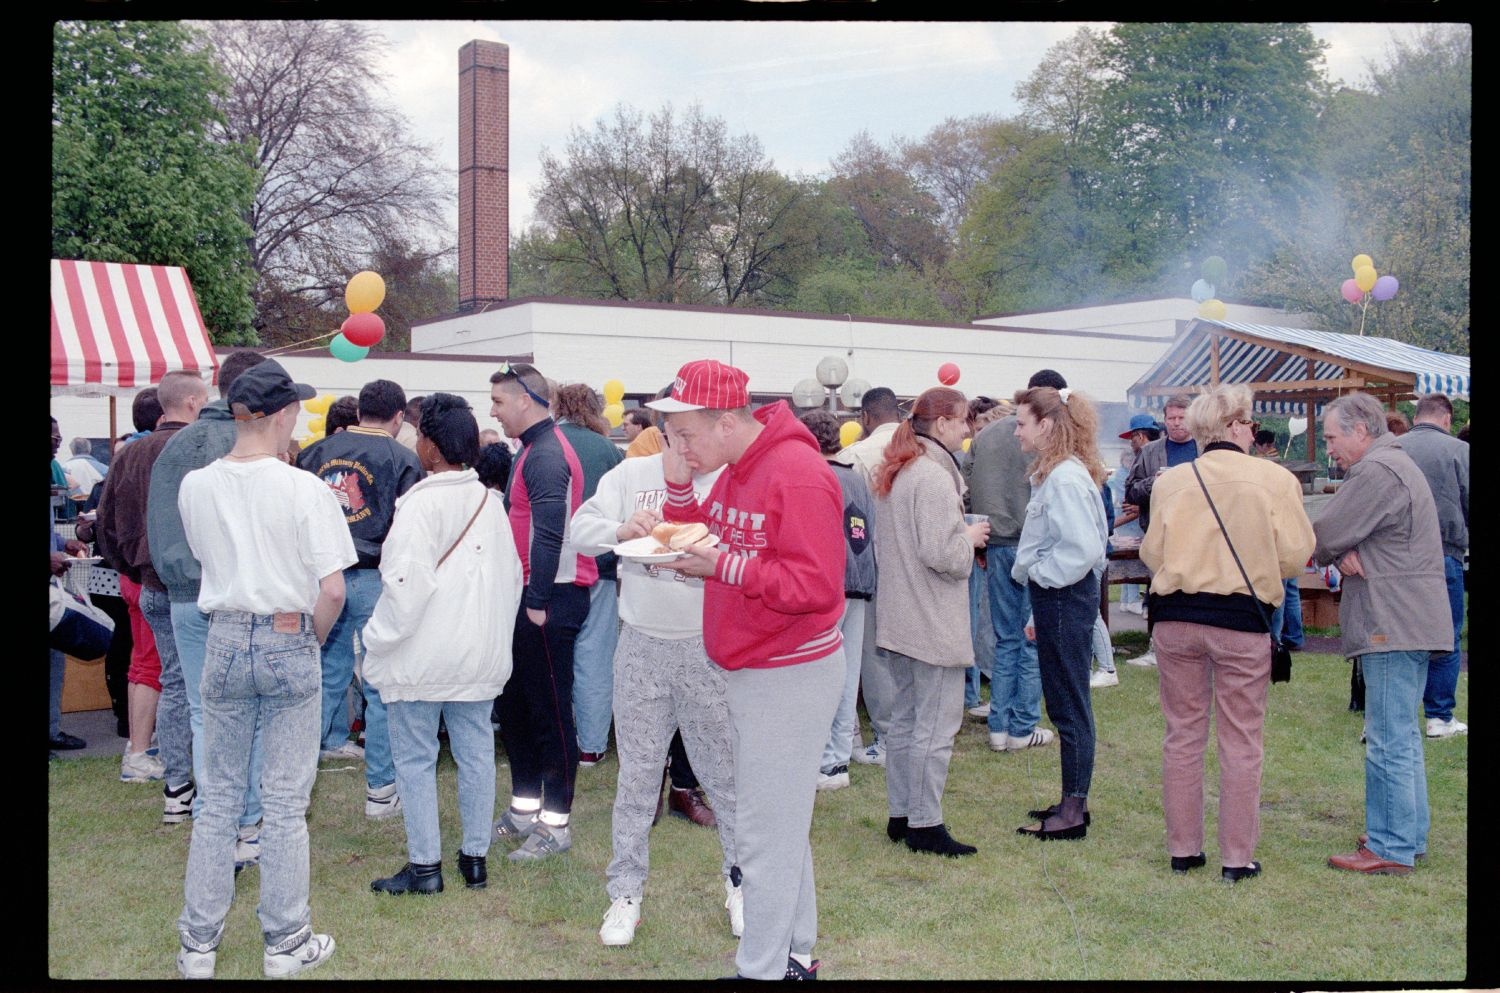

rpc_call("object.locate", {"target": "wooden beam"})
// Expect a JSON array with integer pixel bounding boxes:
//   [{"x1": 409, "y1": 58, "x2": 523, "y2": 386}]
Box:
[
  {"x1": 1210, "y1": 334, "x2": 1221, "y2": 385},
  {"x1": 1212, "y1": 328, "x2": 1417, "y2": 384},
  {"x1": 1138, "y1": 375, "x2": 1368, "y2": 396}
]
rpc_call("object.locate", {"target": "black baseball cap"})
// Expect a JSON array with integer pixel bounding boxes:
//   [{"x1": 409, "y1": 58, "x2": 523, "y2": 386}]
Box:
[{"x1": 228, "y1": 358, "x2": 315, "y2": 420}]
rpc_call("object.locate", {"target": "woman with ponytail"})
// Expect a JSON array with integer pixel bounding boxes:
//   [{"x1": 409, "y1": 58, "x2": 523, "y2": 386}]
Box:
[
  {"x1": 871, "y1": 388, "x2": 990, "y2": 857},
  {"x1": 1010, "y1": 387, "x2": 1109, "y2": 841}
]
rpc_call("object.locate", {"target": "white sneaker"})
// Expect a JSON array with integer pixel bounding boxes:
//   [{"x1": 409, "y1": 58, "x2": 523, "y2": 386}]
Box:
[
  {"x1": 816, "y1": 765, "x2": 850, "y2": 791},
  {"x1": 1090, "y1": 669, "x2": 1120, "y2": 688},
  {"x1": 852, "y1": 740, "x2": 885, "y2": 767},
  {"x1": 988, "y1": 732, "x2": 1009, "y2": 752},
  {"x1": 121, "y1": 749, "x2": 165, "y2": 783},
  {"x1": 724, "y1": 877, "x2": 744, "y2": 937},
  {"x1": 1006, "y1": 727, "x2": 1056, "y2": 751},
  {"x1": 966, "y1": 703, "x2": 991, "y2": 718},
  {"x1": 1121, "y1": 601, "x2": 1144, "y2": 616},
  {"x1": 263, "y1": 932, "x2": 335, "y2": 978},
  {"x1": 366, "y1": 783, "x2": 402, "y2": 819},
  {"x1": 320, "y1": 741, "x2": 365, "y2": 761},
  {"x1": 1426, "y1": 717, "x2": 1468, "y2": 738},
  {"x1": 1126, "y1": 650, "x2": 1158, "y2": 667},
  {"x1": 599, "y1": 896, "x2": 642, "y2": 946},
  {"x1": 235, "y1": 821, "x2": 261, "y2": 871},
  {"x1": 176, "y1": 947, "x2": 216, "y2": 979}
]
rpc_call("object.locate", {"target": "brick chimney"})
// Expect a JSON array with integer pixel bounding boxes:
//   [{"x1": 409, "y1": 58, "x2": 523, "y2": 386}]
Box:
[{"x1": 458, "y1": 40, "x2": 508, "y2": 312}]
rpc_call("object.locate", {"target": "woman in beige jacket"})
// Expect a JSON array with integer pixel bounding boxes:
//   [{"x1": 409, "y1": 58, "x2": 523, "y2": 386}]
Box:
[
  {"x1": 872, "y1": 387, "x2": 990, "y2": 857},
  {"x1": 1140, "y1": 384, "x2": 1315, "y2": 883}
]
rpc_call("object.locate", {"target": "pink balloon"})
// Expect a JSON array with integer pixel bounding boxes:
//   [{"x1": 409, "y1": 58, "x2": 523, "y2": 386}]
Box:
[
  {"x1": 1340, "y1": 278, "x2": 1363, "y2": 304},
  {"x1": 1372, "y1": 275, "x2": 1399, "y2": 301},
  {"x1": 938, "y1": 362, "x2": 960, "y2": 386}
]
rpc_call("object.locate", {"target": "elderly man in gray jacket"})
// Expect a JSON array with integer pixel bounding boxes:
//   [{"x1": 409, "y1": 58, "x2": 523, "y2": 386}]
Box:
[
  {"x1": 1314, "y1": 393, "x2": 1451, "y2": 876},
  {"x1": 1396, "y1": 393, "x2": 1469, "y2": 738}
]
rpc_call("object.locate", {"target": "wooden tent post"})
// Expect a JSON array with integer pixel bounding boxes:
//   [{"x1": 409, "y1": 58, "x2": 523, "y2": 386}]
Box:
[{"x1": 108, "y1": 396, "x2": 118, "y2": 456}]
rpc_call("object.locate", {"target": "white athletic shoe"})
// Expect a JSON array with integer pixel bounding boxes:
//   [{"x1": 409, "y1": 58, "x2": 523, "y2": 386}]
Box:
[
  {"x1": 320, "y1": 741, "x2": 365, "y2": 761},
  {"x1": 724, "y1": 877, "x2": 745, "y2": 937},
  {"x1": 176, "y1": 947, "x2": 216, "y2": 980},
  {"x1": 1426, "y1": 717, "x2": 1468, "y2": 738},
  {"x1": 599, "y1": 896, "x2": 642, "y2": 946},
  {"x1": 966, "y1": 703, "x2": 991, "y2": 718},
  {"x1": 1006, "y1": 727, "x2": 1056, "y2": 751},
  {"x1": 1090, "y1": 669, "x2": 1120, "y2": 688},
  {"x1": 852, "y1": 740, "x2": 885, "y2": 767},
  {"x1": 816, "y1": 765, "x2": 850, "y2": 791},
  {"x1": 1126, "y1": 650, "x2": 1157, "y2": 667},
  {"x1": 121, "y1": 749, "x2": 165, "y2": 783},
  {"x1": 263, "y1": 933, "x2": 335, "y2": 978},
  {"x1": 365, "y1": 783, "x2": 402, "y2": 819}
]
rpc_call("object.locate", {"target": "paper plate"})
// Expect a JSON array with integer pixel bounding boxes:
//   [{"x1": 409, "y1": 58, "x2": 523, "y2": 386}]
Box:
[{"x1": 611, "y1": 533, "x2": 718, "y2": 563}]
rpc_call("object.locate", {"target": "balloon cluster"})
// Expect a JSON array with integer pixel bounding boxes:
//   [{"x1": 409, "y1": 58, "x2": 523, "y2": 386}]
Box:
[
  {"x1": 331, "y1": 271, "x2": 387, "y2": 362},
  {"x1": 1339, "y1": 253, "x2": 1398, "y2": 336},
  {"x1": 602, "y1": 380, "x2": 625, "y2": 429},
  {"x1": 1190, "y1": 256, "x2": 1229, "y2": 320},
  {"x1": 299, "y1": 393, "x2": 338, "y2": 449}
]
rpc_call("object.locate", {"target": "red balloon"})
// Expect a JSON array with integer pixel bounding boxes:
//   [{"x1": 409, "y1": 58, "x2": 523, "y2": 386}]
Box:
[
  {"x1": 938, "y1": 362, "x2": 961, "y2": 386},
  {"x1": 341, "y1": 312, "x2": 385, "y2": 348}
]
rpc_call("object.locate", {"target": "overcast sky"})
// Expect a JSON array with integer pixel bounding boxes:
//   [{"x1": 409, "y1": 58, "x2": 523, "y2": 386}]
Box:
[{"x1": 365, "y1": 20, "x2": 1447, "y2": 237}]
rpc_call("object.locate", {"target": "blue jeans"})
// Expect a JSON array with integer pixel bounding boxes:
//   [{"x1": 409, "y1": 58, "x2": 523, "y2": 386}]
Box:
[
  {"x1": 964, "y1": 557, "x2": 995, "y2": 708},
  {"x1": 141, "y1": 587, "x2": 192, "y2": 788},
  {"x1": 1423, "y1": 556, "x2": 1465, "y2": 722},
  {"x1": 1031, "y1": 576, "x2": 1099, "y2": 798},
  {"x1": 1120, "y1": 583, "x2": 1142, "y2": 607},
  {"x1": 178, "y1": 611, "x2": 322, "y2": 952},
  {"x1": 573, "y1": 578, "x2": 619, "y2": 754},
  {"x1": 1091, "y1": 615, "x2": 1114, "y2": 673},
  {"x1": 1270, "y1": 577, "x2": 1303, "y2": 650},
  {"x1": 49, "y1": 649, "x2": 65, "y2": 739},
  {"x1": 1360, "y1": 650, "x2": 1430, "y2": 865},
  {"x1": 985, "y1": 545, "x2": 1042, "y2": 737},
  {"x1": 821, "y1": 597, "x2": 867, "y2": 771},
  {"x1": 172, "y1": 600, "x2": 262, "y2": 826},
  {"x1": 387, "y1": 699, "x2": 495, "y2": 865},
  {"x1": 318, "y1": 568, "x2": 392, "y2": 789}
]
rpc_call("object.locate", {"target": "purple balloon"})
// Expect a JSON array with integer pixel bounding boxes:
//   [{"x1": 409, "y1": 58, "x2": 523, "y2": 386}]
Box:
[
  {"x1": 1372, "y1": 274, "x2": 1399, "y2": 301},
  {"x1": 1340, "y1": 278, "x2": 1363, "y2": 304}
]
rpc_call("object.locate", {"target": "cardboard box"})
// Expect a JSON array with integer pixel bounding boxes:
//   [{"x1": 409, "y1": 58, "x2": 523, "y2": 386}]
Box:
[
  {"x1": 61, "y1": 655, "x2": 112, "y2": 713},
  {"x1": 1301, "y1": 587, "x2": 1341, "y2": 629}
]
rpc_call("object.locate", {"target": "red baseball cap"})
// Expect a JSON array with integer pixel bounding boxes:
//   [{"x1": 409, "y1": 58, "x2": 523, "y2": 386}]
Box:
[{"x1": 646, "y1": 359, "x2": 750, "y2": 412}]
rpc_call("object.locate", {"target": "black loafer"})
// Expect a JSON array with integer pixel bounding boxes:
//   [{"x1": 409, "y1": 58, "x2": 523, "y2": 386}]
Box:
[
  {"x1": 1026, "y1": 804, "x2": 1091, "y2": 826},
  {"x1": 1222, "y1": 861, "x2": 1262, "y2": 883},
  {"x1": 1171, "y1": 852, "x2": 1207, "y2": 874},
  {"x1": 458, "y1": 852, "x2": 487, "y2": 889},
  {"x1": 48, "y1": 732, "x2": 86, "y2": 751},
  {"x1": 1017, "y1": 821, "x2": 1087, "y2": 841}
]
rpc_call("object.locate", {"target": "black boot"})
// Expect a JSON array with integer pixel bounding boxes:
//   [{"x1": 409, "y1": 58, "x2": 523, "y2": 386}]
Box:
[
  {"x1": 904, "y1": 823, "x2": 978, "y2": 858},
  {"x1": 371, "y1": 861, "x2": 443, "y2": 895},
  {"x1": 886, "y1": 816, "x2": 908, "y2": 842},
  {"x1": 458, "y1": 852, "x2": 487, "y2": 890}
]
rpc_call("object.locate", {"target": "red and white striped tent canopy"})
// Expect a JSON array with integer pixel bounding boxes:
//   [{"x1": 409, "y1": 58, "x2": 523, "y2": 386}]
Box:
[{"x1": 50, "y1": 259, "x2": 219, "y2": 397}]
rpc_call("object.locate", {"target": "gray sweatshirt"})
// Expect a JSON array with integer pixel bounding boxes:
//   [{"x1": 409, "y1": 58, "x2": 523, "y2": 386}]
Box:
[
  {"x1": 967, "y1": 415, "x2": 1032, "y2": 546},
  {"x1": 1395, "y1": 422, "x2": 1469, "y2": 559}
]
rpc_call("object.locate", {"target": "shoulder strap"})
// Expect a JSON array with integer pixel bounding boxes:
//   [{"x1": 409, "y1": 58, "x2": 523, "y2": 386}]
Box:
[
  {"x1": 436, "y1": 488, "x2": 490, "y2": 570},
  {"x1": 1190, "y1": 460, "x2": 1276, "y2": 635}
]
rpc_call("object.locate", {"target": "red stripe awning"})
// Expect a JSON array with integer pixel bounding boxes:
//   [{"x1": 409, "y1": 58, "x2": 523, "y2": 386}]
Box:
[{"x1": 50, "y1": 259, "x2": 220, "y2": 396}]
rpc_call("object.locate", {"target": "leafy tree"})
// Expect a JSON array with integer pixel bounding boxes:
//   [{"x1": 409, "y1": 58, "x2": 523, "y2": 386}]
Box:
[
  {"x1": 530, "y1": 102, "x2": 806, "y2": 306},
  {"x1": 194, "y1": 20, "x2": 451, "y2": 345},
  {"x1": 53, "y1": 21, "x2": 259, "y2": 343},
  {"x1": 827, "y1": 131, "x2": 948, "y2": 275}
]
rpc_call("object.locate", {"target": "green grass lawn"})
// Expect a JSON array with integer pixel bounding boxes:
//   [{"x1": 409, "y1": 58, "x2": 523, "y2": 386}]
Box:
[{"x1": 49, "y1": 654, "x2": 1467, "y2": 981}]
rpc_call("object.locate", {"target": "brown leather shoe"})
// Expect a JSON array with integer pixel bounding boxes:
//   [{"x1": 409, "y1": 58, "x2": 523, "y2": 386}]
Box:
[
  {"x1": 1328, "y1": 844, "x2": 1413, "y2": 875},
  {"x1": 668, "y1": 786, "x2": 718, "y2": 828},
  {"x1": 1358, "y1": 833, "x2": 1425, "y2": 860}
]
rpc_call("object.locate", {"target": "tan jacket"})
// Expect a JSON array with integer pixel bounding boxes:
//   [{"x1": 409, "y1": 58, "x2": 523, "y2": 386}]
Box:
[
  {"x1": 1313, "y1": 432, "x2": 1452, "y2": 658},
  {"x1": 839, "y1": 421, "x2": 899, "y2": 487},
  {"x1": 872, "y1": 437, "x2": 974, "y2": 668},
  {"x1": 1141, "y1": 447, "x2": 1314, "y2": 607}
]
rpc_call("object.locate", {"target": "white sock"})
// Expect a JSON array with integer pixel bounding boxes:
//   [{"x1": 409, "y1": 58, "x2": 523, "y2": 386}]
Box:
[
  {"x1": 539, "y1": 810, "x2": 569, "y2": 828},
  {"x1": 509, "y1": 796, "x2": 541, "y2": 814}
]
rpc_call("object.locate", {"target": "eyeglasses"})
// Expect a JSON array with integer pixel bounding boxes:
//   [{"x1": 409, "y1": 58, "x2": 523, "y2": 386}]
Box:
[
  {"x1": 496, "y1": 362, "x2": 550, "y2": 409},
  {"x1": 1232, "y1": 418, "x2": 1255, "y2": 427}
]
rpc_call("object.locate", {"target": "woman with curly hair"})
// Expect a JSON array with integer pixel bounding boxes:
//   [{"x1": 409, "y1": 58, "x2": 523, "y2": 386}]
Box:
[
  {"x1": 871, "y1": 387, "x2": 990, "y2": 857},
  {"x1": 1011, "y1": 386, "x2": 1109, "y2": 841}
]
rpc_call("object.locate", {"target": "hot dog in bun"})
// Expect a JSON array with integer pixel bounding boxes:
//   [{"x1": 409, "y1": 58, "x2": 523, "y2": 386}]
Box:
[{"x1": 649, "y1": 521, "x2": 714, "y2": 553}]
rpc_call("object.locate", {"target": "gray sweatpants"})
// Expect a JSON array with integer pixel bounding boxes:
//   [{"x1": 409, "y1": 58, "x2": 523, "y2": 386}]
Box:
[
  {"x1": 858, "y1": 603, "x2": 893, "y2": 740},
  {"x1": 606, "y1": 625, "x2": 737, "y2": 900},
  {"x1": 882, "y1": 649, "x2": 966, "y2": 828},
  {"x1": 727, "y1": 648, "x2": 844, "y2": 980}
]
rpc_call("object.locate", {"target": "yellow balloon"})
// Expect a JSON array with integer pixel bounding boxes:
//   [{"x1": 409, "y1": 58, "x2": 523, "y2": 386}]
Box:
[
  {"x1": 1354, "y1": 265, "x2": 1378, "y2": 293},
  {"x1": 307, "y1": 416, "x2": 326, "y2": 435},
  {"x1": 303, "y1": 397, "x2": 322, "y2": 414},
  {"x1": 1351, "y1": 253, "x2": 1374, "y2": 274},
  {"x1": 602, "y1": 402, "x2": 625, "y2": 428},
  {"x1": 961, "y1": 437, "x2": 972, "y2": 453},
  {"x1": 602, "y1": 379, "x2": 625, "y2": 405},
  {"x1": 298, "y1": 435, "x2": 316, "y2": 449},
  {"x1": 838, "y1": 420, "x2": 863, "y2": 449},
  {"x1": 1197, "y1": 298, "x2": 1227, "y2": 320},
  {"x1": 345, "y1": 270, "x2": 386, "y2": 314}
]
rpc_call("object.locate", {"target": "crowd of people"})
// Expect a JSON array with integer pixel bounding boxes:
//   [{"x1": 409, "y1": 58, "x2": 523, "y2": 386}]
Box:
[{"x1": 47, "y1": 352, "x2": 1467, "y2": 980}]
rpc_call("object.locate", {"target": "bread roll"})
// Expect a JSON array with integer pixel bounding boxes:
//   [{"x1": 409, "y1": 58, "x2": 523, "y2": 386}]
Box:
[
  {"x1": 651, "y1": 522, "x2": 679, "y2": 545},
  {"x1": 668, "y1": 522, "x2": 711, "y2": 550}
]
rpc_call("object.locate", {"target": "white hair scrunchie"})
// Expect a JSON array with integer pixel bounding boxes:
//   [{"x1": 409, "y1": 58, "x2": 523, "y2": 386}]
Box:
[{"x1": 1058, "y1": 388, "x2": 1072, "y2": 405}]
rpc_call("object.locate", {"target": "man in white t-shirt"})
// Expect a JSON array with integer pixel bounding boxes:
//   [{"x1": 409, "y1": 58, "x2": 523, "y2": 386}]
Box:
[
  {"x1": 571, "y1": 446, "x2": 738, "y2": 947},
  {"x1": 173, "y1": 359, "x2": 357, "y2": 981}
]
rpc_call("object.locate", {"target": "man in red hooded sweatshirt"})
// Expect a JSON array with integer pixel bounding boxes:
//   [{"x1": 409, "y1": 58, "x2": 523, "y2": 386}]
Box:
[{"x1": 651, "y1": 360, "x2": 845, "y2": 981}]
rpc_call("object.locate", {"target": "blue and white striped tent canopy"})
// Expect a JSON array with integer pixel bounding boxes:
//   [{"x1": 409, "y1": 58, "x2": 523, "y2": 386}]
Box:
[{"x1": 1128, "y1": 320, "x2": 1470, "y2": 415}]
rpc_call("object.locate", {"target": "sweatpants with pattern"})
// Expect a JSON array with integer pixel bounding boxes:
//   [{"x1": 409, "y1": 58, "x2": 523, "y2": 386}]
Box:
[
  {"x1": 607, "y1": 625, "x2": 737, "y2": 900},
  {"x1": 727, "y1": 648, "x2": 844, "y2": 980}
]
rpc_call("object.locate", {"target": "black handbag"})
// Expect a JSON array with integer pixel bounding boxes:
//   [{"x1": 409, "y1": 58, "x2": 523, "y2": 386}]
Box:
[{"x1": 1190, "y1": 462, "x2": 1293, "y2": 684}]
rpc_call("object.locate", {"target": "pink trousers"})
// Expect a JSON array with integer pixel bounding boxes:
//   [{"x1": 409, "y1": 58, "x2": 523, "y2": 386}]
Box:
[{"x1": 1154, "y1": 621, "x2": 1270, "y2": 869}]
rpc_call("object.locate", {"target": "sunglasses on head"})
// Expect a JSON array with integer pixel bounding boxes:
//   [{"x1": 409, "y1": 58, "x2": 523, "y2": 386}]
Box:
[{"x1": 496, "y1": 362, "x2": 549, "y2": 408}]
